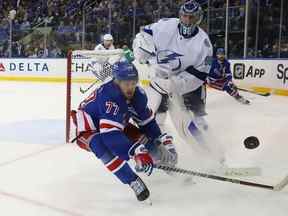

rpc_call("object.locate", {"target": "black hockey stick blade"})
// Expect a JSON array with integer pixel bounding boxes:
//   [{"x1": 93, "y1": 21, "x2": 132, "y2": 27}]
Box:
[
  {"x1": 79, "y1": 87, "x2": 86, "y2": 94},
  {"x1": 69, "y1": 130, "x2": 99, "y2": 144}
]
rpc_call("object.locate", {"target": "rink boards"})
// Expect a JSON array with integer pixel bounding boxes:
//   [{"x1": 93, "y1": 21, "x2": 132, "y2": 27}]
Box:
[{"x1": 0, "y1": 58, "x2": 287, "y2": 96}]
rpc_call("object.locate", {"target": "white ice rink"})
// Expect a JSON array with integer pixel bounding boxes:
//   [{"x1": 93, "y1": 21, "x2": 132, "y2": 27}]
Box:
[{"x1": 0, "y1": 81, "x2": 288, "y2": 216}]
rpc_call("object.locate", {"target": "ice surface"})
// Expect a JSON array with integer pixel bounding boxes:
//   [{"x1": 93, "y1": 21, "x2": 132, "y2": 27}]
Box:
[{"x1": 0, "y1": 82, "x2": 287, "y2": 216}]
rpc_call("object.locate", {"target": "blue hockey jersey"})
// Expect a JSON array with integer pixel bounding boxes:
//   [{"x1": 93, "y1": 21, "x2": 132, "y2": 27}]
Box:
[
  {"x1": 78, "y1": 80, "x2": 161, "y2": 147},
  {"x1": 209, "y1": 58, "x2": 232, "y2": 81}
]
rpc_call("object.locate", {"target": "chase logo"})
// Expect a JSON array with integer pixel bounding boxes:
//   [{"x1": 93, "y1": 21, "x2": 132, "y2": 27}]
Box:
[
  {"x1": 233, "y1": 63, "x2": 245, "y2": 80},
  {"x1": 157, "y1": 50, "x2": 183, "y2": 71}
]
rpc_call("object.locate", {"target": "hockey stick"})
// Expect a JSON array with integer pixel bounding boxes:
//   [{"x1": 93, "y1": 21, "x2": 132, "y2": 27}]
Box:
[
  {"x1": 274, "y1": 175, "x2": 288, "y2": 191},
  {"x1": 70, "y1": 133, "x2": 82, "y2": 143},
  {"x1": 156, "y1": 165, "x2": 287, "y2": 191},
  {"x1": 80, "y1": 79, "x2": 100, "y2": 94},
  {"x1": 168, "y1": 93, "x2": 260, "y2": 177},
  {"x1": 69, "y1": 130, "x2": 99, "y2": 143},
  {"x1": 237, "y1": 87, "x2": 271, "y2": 97},
  {"x1": 80, "y1": 60, "x2": 114, "y2": 94}
]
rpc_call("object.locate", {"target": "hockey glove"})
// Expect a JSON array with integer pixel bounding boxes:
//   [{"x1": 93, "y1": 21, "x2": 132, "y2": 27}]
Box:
[
  {"x1": 134, "y1": 144, "x2": 154, "y2": 176},
  {"x1": 155, "y1": 133, "x2": 178, "y2": 166}
]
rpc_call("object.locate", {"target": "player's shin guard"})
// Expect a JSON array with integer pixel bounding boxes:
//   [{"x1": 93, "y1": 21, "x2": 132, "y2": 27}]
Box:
[
  {"x1": 107, "y1": 159, "x2": 137, "y2": 184},
  {"x1": 182, "y1": 85, "x2": 207, "y2": 117},
  {"x1": 101, "y1": 152, "x2": 138, "y2": 185},
  {"x1": 89, "y1": 135, "x2": 138, "y2": 185}
]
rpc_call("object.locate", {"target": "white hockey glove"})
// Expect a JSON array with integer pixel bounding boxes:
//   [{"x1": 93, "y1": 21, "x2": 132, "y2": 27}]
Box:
[
  {"x1": 133, "y1": 31, "x2": 156, "y2": 64},
  {"x1": 154, "y1": 133, "x2": 178, "y2": 167}
]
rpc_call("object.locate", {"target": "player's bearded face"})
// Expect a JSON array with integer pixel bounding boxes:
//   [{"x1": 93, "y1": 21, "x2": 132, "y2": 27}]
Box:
[
  {"x1": 217, "y1": 54, "x2": 225, "y2": 62},
  {"x1": 117, "y1": 80, "x2": 138, "y2": 99}
]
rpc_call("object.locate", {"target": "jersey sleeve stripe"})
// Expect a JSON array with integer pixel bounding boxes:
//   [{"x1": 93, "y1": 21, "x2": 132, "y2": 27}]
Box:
[
  {"x1": 83, "y1": 111, "x2": 97, "y2": 131},
  {"x1": 76, "y1": 111, "x2": 85, "y2": 132},
  {"x1": 100, "y1": 128, "x2": 122, "y2": 133},
  {"x1": 143, "y1": 28, "x2": 153, "y2": 36},
  {"x1": 76, "y1": 110, "x2": 96, "y2": 132},
  {"x1": 99, "y1": 119, "x2": 124, "y2": 130},
  {"x1": 78, "y1": 136, "x2": 92, "y2": 151},
  {"x1": 100, "y1": 123, "x2": 120, "y2": 129}
]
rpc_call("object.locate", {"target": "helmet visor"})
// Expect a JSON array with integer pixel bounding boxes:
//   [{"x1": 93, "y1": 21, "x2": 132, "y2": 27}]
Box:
[{"x1": 179, "y1": 13, "x2": 200, "y2": 27}]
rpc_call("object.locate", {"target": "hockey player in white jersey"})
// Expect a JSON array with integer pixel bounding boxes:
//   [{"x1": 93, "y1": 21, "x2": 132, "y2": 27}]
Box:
[
  {"x1": 94, "y1": 34, "x2": 115, "y2": 50},
  {"x1": 133, "y1": 0, "x2": 212, "y2": 132},
  {"x1": 131, "y1": 0, "x2": 230, "y2": 165}
]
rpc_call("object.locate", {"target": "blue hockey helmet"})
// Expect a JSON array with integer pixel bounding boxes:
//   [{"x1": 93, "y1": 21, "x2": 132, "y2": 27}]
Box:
[
  {"x1": 216, "y1": 48, "x2": 225, "y2": 62},
  {"x1": 179, "y1": 0, "x2": 203, "y2": 38},
  {"x1": 216, "y1": 48, "x2": 225, "y2": 55},
  {"x1": 112, "y1": 61, "x2": 139, "y2": 81}
]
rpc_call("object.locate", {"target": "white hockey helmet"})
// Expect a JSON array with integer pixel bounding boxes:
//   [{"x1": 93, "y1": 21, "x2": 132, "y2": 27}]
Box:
[
  {"x1": 179, "y1": 0, "x2": 203, "y2": 38},
  {"x1": 103, "y1": 34, "x2": 113, "y2": 41}
]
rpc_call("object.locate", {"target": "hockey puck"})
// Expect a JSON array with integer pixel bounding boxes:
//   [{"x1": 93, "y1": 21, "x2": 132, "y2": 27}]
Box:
[{"x1": 244, "y1": 136, "x2": 260, "y2": 149}]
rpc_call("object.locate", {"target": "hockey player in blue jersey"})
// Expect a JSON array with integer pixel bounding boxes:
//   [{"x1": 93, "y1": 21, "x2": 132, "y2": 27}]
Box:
[
  {"x1": 71, "y1": 61, "x2": 177, "y2": 202},
  {"x1": 207, "y1": 48, "x2": 250, "y2": 104}
]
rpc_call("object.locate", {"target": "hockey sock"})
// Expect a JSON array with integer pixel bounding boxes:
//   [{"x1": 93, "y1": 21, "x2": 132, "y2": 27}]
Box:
[{"x1": 101, "y1": 152, "x2": 138, "y2": 185}]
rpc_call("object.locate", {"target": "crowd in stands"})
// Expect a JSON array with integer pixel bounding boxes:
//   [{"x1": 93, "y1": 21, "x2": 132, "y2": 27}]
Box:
[{"x1": 0, "y1": 0, "x2": 287, "y2": 58}]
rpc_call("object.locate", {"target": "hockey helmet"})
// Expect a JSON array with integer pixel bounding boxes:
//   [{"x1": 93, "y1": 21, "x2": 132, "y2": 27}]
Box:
[
  {"x1": 216, "y1": 48, "x2": 225, "y2": 61},
  {"x1": 103, "y1": 34, "x2": 113, "y2": 41},
  {"x1": 216, "y1": 48, "x2": 225, "y2": 55},
  {"x1": 179, "y1": 0, "x2": 203, "y2": 38},
  {"x1": 112, "y1": 61, "x2": 139, "y2": 81}
]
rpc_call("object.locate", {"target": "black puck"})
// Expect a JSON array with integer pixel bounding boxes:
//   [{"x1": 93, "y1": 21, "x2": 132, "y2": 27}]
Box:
[{"x1": 244, "y1": 136, "x2": 260, "y2": 149}]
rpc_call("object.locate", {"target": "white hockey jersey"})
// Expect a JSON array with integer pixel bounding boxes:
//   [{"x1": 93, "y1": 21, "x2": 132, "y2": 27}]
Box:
[{"x1": 142, "y1": 18, "x2": 213, "y2": 95}]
